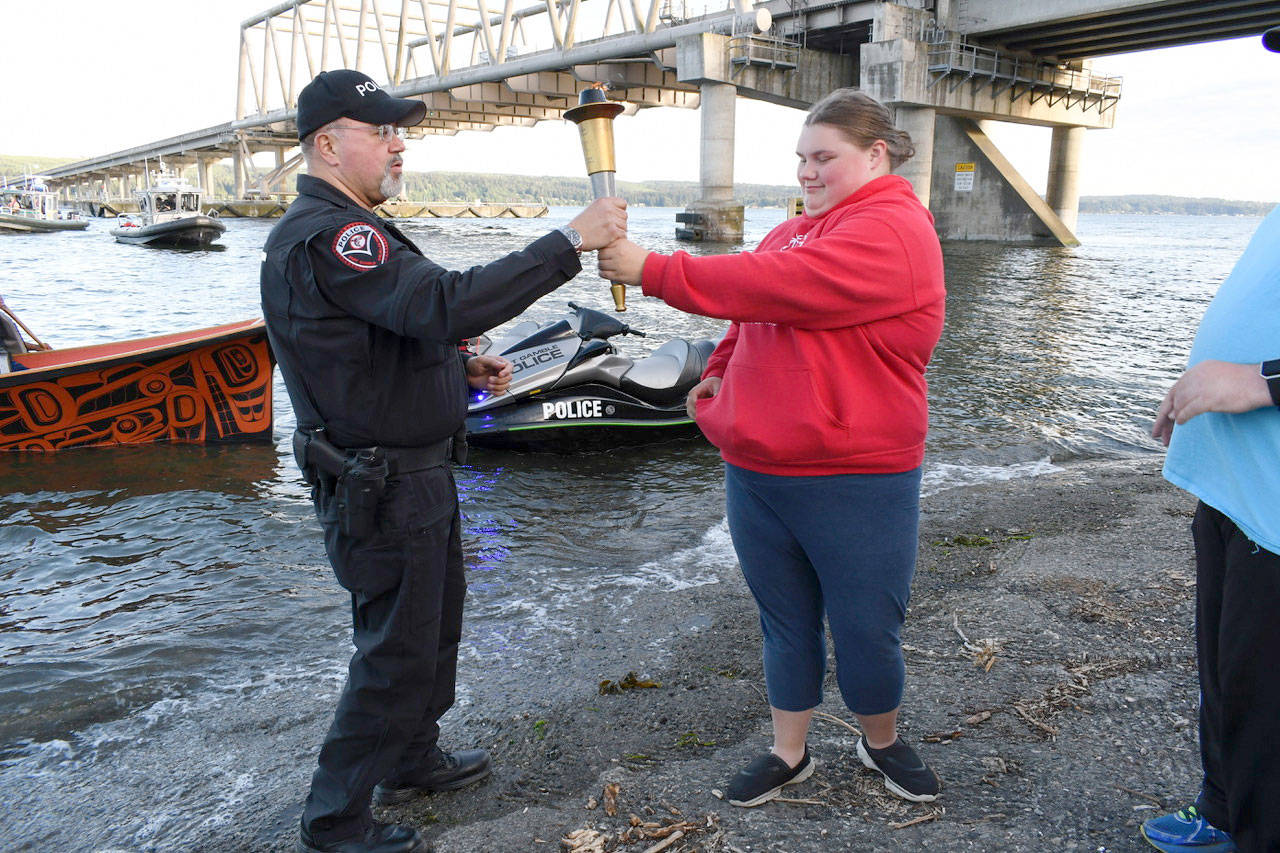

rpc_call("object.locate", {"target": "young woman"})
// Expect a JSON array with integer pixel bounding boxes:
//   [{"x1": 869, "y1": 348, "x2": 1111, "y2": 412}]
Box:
[{"x1": 598, "y1": 88, "x2": 946, "y2": 806}]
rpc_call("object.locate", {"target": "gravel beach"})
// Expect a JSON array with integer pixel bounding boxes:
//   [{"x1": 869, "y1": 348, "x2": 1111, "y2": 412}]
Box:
[{"x1": 258, "y1": 453, "x2": 1199, "y2": 853}]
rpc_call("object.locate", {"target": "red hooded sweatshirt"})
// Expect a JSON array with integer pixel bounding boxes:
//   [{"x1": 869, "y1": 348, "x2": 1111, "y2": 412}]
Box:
[{"x1": 641, "y1": 174, "x2": 945, "y2": 475}]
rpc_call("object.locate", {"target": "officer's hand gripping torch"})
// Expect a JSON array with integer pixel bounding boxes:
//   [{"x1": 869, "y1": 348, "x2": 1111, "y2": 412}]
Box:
[{"x1": 564, "y1": 86, "x2": 627, "y2": 312}]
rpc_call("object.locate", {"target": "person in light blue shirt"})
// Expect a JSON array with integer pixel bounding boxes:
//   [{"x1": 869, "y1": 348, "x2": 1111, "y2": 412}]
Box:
[{"x1": 1141, "y1": 27, "x2": 1280, "y2": 853}]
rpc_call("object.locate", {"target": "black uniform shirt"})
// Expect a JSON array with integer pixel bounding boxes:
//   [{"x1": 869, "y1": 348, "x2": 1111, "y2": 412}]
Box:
[{"x1": 261, "y1": 173, "x2": 581, "y2": 448}]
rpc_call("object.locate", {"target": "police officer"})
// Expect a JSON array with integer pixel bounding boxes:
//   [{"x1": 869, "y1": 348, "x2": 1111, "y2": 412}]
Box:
[{"x1": 261, "y1": 69, "x2": 626, "y2": 853}]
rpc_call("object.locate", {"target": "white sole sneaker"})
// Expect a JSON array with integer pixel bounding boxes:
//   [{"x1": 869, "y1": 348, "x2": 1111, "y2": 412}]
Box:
[
  {"x1": 856, "y1": 737, "x2": 939, "y2": 803},
  {"x1": 727, "y1": 753, "x2": 817, "y2": 807}
]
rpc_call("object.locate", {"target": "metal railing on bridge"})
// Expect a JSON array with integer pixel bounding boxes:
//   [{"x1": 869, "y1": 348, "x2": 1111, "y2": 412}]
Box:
[
  {"x1": 728, "y1": 32, "x2": 798, "y2": 70},
  {"x1": 926, "y1": 37, "x2": 1122, "y2": 113}
]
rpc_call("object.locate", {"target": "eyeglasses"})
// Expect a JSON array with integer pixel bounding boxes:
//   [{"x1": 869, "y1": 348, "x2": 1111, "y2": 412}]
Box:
[{"x1": 326, "y1": 123, "x2": 406, "y2": 143}]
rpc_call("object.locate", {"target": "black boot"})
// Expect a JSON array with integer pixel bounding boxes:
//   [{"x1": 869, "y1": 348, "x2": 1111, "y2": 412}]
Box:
[
  {"x1": 297, "y1": 820, "x2": 431, "y2": 853},
  {"x1": 373, "y1": 748, "x2": 492, "y2": 805}
]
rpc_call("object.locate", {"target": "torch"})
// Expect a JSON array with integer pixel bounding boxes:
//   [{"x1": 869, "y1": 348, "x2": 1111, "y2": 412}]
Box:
[{"x1": 564, "y1": 85, "x2": 627, "y2": 312}]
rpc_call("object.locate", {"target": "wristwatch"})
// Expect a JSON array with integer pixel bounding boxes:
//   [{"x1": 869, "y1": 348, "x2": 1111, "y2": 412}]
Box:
[
  {"x1": 557, "y1": 224, "x2": 583, "y2": 252},
  {"x1": 1262, "y1": 359, "x2": 1280, "y2": 408}
]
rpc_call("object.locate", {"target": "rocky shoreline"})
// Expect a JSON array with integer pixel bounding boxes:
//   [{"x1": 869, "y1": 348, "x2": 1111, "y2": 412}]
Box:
[{"x1": 304, "y1": 454, "x2": 1203, "y2": 853}]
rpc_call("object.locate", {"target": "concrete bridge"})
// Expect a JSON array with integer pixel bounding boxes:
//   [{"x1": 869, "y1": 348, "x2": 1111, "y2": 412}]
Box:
[{"x1": 42, "y1": 0, "x2": 1279, "y2": 244}]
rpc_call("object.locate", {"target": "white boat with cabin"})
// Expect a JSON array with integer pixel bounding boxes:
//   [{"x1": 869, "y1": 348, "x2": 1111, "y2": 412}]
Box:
[
  {"x1": 110, "y1": 173, "x2": 225, "y2": 248},
  {"x1": 0, "y1": 176, "x2": 88, "y2": 233}
]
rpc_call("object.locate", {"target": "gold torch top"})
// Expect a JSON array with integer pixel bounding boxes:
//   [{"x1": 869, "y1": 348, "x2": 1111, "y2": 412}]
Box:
[{"x1": 563, "y1": 86, "x2": 625, "y2": 125}]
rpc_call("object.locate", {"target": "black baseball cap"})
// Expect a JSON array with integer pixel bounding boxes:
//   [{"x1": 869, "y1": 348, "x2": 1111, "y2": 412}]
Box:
[
  {"x1": 296, "y1": 70, "x2": 427, "y2": 140},
  {"x1": 1265, "y1": 26, "x2": 1280, "y2": 53}
]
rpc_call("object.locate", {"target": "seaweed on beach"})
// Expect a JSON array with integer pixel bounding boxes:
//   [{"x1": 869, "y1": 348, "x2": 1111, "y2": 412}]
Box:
[{"x1": 599, "y1": 672, "x2": 663, "y2": 695}]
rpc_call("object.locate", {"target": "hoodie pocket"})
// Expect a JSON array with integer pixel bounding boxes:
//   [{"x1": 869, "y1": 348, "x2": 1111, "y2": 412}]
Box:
[{"x1": 699, "y1": 363, "x2": 850, "y2": 463}]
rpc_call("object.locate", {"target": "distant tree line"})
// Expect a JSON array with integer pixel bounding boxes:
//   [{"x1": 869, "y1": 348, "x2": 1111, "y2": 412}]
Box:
[
  {"x1": 0, "y1": 155, "x2": 69, "y2": 183},
  {"x1": 214, "y1": 170, "x2": 1280, "y2": 215},
  {"x1": 4, "y1": 153, "x2": 1275, "y2": 215},
  {"x1": 1078, "y1": 194, "x2": 1275, "y2": 216},
  {"x1": 398, "y1": 172, "x2": 800, "y2": 207},
  {"x1": 190, "y1": 167, "x2": 799, "y2": 208}
]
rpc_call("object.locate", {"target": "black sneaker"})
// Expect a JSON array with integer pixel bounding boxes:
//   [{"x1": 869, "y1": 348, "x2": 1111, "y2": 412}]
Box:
[
  {"x1": 725, "y1": 745, "x2": 815, "y2": 807},
  {"x1": 856, "y1": 736, "x2": 940, "y2": 802}
]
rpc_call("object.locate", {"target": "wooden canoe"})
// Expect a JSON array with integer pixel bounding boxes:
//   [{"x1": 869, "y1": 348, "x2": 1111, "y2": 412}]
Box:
[{"x1": 0, "y1": 319, "x2": 274, "y2": 451}]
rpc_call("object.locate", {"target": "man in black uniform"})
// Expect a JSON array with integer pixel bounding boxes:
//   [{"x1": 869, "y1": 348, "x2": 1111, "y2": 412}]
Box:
[{"x1": 261, "y1": 69, "x2": 626, "y2": 853}]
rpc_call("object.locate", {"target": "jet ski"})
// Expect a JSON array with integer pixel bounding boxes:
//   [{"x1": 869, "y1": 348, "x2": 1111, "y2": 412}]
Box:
[{"x1": 465, "y1": 302, "x2": 719, "y2": 452}]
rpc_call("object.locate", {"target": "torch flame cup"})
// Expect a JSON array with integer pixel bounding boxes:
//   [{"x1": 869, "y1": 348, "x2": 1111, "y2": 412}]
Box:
[
  {"x1": 564, "y1": 88, "x2": 625, "y2": 181},
  {"x1": 565, "y1": 87, "x2": 627, "y2": 312}
]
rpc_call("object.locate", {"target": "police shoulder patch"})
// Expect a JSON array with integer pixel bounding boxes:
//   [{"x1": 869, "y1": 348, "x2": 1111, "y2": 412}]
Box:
[{"x1": 331, "y1": 221, "x2": 390, "y2": 271}]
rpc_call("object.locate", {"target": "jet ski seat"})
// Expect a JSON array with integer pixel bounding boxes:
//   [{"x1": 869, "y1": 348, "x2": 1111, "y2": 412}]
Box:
[{"x1": 620, "y1": 338, "x2": 710, "y2": 405}]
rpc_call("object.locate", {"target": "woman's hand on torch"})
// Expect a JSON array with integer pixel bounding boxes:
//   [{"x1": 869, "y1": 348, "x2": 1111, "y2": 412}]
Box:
[
  {"x1": 569, "y1": 197, "x2": 627, "y2": 251},
  {"x1": 597, "y1": 238, "x2": 650, "y2": 286}
]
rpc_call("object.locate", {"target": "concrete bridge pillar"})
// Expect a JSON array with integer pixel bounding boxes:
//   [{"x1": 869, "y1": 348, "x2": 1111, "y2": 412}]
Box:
[
  {"x1": 700, "y1": 82, "x2": 735, "y2": 205},
  {"x1": 676, "y1": 81, "x2": 744, "y2": 243},
  {"x1": 1046, "y1": 125, "x2": 1085, "y2": 233},
  {"x1": 197, "y1": 158, "x2": 213, "y2": 198},
  {"x1": 275, "y1": 148, "x2": 288, "y2": 202},
  {"x1": 233, "y1": 149, "x2": 245, "y2": 199},
  {"x1": 893, "y1": 106, "x2": 936, "y2": 207}
]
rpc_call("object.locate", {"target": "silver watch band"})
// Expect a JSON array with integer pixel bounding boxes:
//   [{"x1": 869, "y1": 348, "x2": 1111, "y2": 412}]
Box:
[{"x1": 557, "y1": 224, "x2": 583, "y2": 251}]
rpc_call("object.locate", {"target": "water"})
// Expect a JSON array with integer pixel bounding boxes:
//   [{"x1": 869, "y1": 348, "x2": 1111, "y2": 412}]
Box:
[{"x1": 0, "y1": 206, "x2": 1264, "y2": 849}]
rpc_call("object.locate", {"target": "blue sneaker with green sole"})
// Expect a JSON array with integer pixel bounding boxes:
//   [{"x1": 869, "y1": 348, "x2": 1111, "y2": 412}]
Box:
[{"x1": 1141, "y1": 805, "x2": 1235, "y2": 853}]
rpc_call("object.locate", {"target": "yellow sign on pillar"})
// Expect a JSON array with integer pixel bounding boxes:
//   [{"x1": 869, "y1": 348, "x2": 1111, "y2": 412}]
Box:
[{"x1": 954, "y1": 162, "x2": 976, "y2": 192}]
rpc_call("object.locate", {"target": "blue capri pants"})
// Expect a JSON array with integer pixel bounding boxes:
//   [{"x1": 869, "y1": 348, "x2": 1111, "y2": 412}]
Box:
[{"x1": 724, "y1": 462, "x2": 922, "y2": 716}]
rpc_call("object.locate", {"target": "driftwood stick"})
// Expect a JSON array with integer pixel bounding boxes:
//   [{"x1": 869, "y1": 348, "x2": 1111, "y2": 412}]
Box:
[
  {"x1": 813, "y1": 710, "x2": 863, "y2": 738},
  {"x1": 889, "y1": 812, "x2": 940, "y2": 830},
  {"x1": 641, "y1": 830, "x2": 684, "y2": 853}
]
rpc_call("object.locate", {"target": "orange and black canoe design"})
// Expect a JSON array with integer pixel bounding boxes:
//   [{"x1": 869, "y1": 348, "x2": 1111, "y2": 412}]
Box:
[{"x1": 0, "y1": 319, "x2": 274, "y2": 451}]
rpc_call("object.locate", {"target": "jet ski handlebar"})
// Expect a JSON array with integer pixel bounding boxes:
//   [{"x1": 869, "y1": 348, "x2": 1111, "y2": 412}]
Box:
[{"x1": 567, "y1": 301, "x2": 646, "y2": 339}]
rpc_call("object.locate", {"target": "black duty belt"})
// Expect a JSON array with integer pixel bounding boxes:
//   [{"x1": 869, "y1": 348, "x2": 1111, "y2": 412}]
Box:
[
  {"x1": 291, "y1": 429, "x2": 464, "y2": 538},
  {"x1": 293, "y1": 429, "x2": 467, "y2": 488},
  {"x1": 381, "y1": 436, "x2": 458, "y2": 475}
]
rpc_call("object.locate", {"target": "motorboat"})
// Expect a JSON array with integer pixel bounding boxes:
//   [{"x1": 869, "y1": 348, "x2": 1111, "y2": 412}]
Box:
[
  {"x1": 0, "y1": 311, "x2": 274, "y2": 451},
  {"x1": 110, "y1": 173, "x2": 225, "y2": 248},
  {"x1": 465, "y1": 302, "x2": 719, "y2": 451},
  {"x1": 0, "y1": 176, "x2": 88, "y2": 233}
]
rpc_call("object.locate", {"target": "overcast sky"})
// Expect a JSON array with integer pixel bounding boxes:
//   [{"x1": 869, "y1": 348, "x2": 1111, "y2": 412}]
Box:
[{"x1": 6, "y1": 0, "x2": 1278, "y2": 201}]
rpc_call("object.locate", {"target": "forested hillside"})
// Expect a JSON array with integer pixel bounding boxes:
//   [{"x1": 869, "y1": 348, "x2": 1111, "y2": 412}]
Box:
[{"x1": 3, "y1": 153, "x2": 1273, "y2": 214}]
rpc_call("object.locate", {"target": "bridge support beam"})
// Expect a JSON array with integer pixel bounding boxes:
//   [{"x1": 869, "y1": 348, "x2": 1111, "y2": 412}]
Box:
[
  {"x1": 674, "y1": 34, "x2": 749, "y2": 243},
  {"x1": 674, "y1": 81, "x2": 744, "y2": 243},
  {"x1": 1046, "y1": 125, "x2": 1085, "y2": 233},
  {"x1": 928, "y1": 116, "x2": 1079, "y2": 245},
  {"x1": 197, "y1": 158, "x2": 212, "y2": 198},
  {"x1": 893, "y1": 106, "x2": 936, "y2": 207},
  {"x1": 233, "y1": 149, "x2": 245, "y2": 200},
  {"x1": 858, "y1": 1, "x2": 1117, "y2": 245}
]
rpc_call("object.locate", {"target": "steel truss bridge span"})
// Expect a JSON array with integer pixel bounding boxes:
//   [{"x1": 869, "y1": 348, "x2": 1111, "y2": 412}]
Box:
[
  {"x1": 45, "y1": 0, "x2": 777, "y2": 197},
  {"x1": 236, "y1": 0, "x2": 773, "y2": 135}
]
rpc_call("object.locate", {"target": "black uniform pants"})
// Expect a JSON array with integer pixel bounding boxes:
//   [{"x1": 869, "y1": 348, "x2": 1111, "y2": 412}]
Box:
[
  {"x1": 302, "y1": 464, "x2": 466, "y2": 844},
  {"x1": 1193, "y1": 502, "x2": 1280, "y2": 853}
]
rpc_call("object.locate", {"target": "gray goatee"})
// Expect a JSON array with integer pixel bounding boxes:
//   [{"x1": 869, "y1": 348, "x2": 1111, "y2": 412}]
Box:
[{"x1": 380, "y1": 173, "x2": 404, "y2": 200}]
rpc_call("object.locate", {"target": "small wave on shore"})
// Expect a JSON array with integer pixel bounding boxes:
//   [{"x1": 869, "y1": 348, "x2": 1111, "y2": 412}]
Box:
[{"x1": 922, "y1": 457, "x2": 1064, "y2": 497}]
